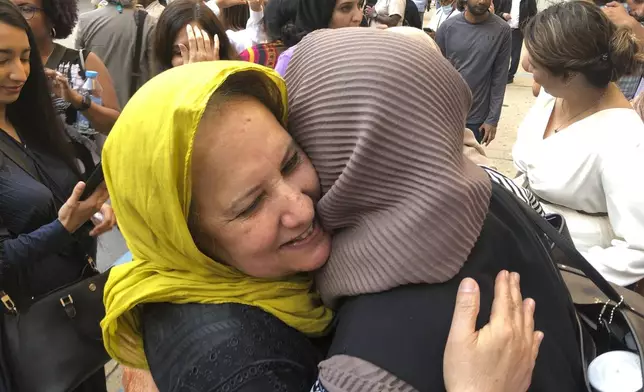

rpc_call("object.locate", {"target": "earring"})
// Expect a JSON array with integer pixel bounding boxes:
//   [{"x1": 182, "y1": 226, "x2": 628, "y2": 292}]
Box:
[{"x1": 51, "y1": 27, "x2": 56, "y2": 37}]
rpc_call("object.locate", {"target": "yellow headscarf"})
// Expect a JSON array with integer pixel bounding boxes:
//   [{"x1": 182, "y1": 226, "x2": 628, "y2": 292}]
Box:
[{"x1": 101, "y1": 61, "x2": 333, "y2": 369}]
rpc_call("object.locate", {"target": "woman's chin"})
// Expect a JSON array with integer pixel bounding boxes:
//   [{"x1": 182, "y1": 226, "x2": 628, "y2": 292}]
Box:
[{"x1": 296, "y1": 231, "x2": 332, "y2": 273}]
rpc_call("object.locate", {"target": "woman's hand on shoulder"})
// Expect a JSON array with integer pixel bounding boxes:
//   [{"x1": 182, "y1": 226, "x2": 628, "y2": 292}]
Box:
[{"x1": 443, "y1": 271, "x2": 543, "y2": 392}]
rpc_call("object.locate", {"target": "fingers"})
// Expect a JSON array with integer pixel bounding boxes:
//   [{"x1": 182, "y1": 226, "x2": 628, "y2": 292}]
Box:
[
  {"x1": 44, "y1": 68, "x2": 58, "y2": 78},
  {"x1": 213, "y1": 34, "x2": 220, "y2": 61},
  {"x1": 448, "y1": 278, "x2": 481, "y2": 342},
  {"x1": 523, "y1": 298, "x2": 535, "y2": 343},
  {"x1": 67, "y1": 182, "x2": 86, "y2": 206},
  {"x1": 509, "y1": 272, "x2": 524, "y2": 329},
  {"x1": 532, "y1": 331, "x2": 544, "y2": 361},
  {"x1": 490, "y1": 270, "x2": 511, "y2": 325},
  {"x1": 194, "y1": 26, "x2": 206, "y2": 56},
  {"x1": 187, "y1": 25, "x2": 197, "y2": 63},
  {"x1": 90, "y1": 217, "x2": 109, "y2": 236},
  {"x1": 479, "y1": 125, "x2": 488, "y2": 145}
]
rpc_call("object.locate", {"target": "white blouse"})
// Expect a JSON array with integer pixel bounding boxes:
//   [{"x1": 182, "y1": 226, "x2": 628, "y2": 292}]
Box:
[
  {"x1": 206, "y1": 1, "x2": 266, "y2": 54},
  {"x1": 513, "y1": 91, "x2": 644, "y2": 286}
]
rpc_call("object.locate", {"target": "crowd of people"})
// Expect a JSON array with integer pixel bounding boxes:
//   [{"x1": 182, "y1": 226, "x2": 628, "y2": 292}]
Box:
[{"x1": 0, "y1": 0, "x2": 643, "y2": 391}]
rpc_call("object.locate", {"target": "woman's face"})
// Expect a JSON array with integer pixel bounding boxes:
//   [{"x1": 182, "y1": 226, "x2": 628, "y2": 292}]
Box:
[
  {"x1": 190, "y1": 96, "x2": 332, "y2": 279},
  {"x1": 0, "y1": 22, "x2": 30, "y2": 105},
  {"x1": 329, "y1": 0, "x2": 363, "y2": 29},
  {"x1": 526, "y1": 51, "x2": 565, "y2": 97},
  {"x1": 11, "y1": 0, "x2": 48, "y2": 44}
]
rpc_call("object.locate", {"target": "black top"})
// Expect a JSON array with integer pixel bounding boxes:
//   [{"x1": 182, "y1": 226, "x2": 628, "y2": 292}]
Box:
[
  {"x1": 142, "y1": 302, "x2": 326, "y2": 392},
  {"x1": 0, "y1": 130, "x2": 95, "y2": 301}
]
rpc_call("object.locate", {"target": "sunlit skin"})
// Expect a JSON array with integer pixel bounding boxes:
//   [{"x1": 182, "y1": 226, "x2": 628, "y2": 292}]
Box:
[
  {"x1": 190, "y1": 96, "x2": 332, "y2": 278},
  {"x1": 0, "y1": 23, "x2": 30, "y2": 106}
]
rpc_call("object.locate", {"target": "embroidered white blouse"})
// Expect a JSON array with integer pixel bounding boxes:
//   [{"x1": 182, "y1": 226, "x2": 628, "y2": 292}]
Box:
[{"x1": 513, "y1": 91, "x2": 644, "y2": 286}]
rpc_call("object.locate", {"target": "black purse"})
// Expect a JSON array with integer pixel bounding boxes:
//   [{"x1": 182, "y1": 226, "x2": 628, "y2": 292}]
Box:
[
  {"x1": 499, "y1": 185, "x2": 644, "y2": 391},
  {"x1": 0, "y1": 135, "x2": 111, "y2": 391},
  {"x1": 1, "y1": 269, "x2": 111, "y2": 392}
]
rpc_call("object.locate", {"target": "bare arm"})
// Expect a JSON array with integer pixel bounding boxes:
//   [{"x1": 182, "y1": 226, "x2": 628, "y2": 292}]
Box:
[
  {"x1": 374, "y1": 13, "x2": 402, "y2": 27},
  {"x1": 72, "y1": 53, "x2": 121, "y2": 135}
]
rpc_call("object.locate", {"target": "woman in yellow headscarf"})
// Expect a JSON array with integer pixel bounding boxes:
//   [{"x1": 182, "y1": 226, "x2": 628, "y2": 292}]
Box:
[{"x1": 102, "y1": 60, "x2": 334, "y2": 388}]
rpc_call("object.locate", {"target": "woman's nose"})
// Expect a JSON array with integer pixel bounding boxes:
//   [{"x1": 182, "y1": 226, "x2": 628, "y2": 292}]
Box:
[
  {"x1": 279, "y1": 185, "x2": 315, "y2": 229},
  {"x1": 10, "y1": 59, "x2": 27, "y2": 83}
]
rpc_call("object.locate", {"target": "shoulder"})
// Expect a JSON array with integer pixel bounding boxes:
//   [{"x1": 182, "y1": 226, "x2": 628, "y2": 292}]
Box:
[
  {"x1": 142, "y1": 302, "x2": 322, "y2": 392},
  {"x1": 441, "y1": 13, "x2": 462, "y2": 28},
  {"x1": 489, "y1": 14, "x2": 511, "y2": 31}
]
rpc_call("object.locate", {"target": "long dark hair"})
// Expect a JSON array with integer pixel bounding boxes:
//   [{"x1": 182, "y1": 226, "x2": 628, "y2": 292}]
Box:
[
  {"x1": 0, "y1": 0, "x2": 79, "y2": 176},
  {"x1": 155, "y1": 0, "x2": 237, "y2": 70},
  {"x1": 221, "y1": 4, "x2": 250, "y2": 31}
]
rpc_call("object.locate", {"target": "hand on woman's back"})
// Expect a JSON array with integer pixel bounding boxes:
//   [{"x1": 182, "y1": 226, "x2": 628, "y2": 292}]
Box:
[{"x1": 444, "y1": 271, "x2": 543, "y2": 392}]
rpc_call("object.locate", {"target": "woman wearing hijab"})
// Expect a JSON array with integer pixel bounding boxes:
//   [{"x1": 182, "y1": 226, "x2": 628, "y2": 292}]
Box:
[
  {"x1": 285, "y1": 28, "x2": 584, "y2": 391},
  {"x1": 101, "y1": 59, "x2": 541, "y2": 391},
  {"x1": 274, "y1": 0, "x2": 364, "y2": 76}
]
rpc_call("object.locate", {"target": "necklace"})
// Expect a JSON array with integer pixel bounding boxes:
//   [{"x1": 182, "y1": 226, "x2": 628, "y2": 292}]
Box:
[{"x1": 552, "y1": 93, "x2": 605, "y2": 133}]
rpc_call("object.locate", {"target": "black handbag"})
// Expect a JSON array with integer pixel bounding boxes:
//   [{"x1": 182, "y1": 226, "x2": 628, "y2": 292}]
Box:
[
  {"x1": 1, "y1": 268, "x2": 111, "y2": 392},
  {"x1": 501, "y1": 183, "x2": 644, "y2": 391}
]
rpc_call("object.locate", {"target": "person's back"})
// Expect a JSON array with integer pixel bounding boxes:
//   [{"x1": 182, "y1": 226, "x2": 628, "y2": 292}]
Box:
[{"x1": 76, "y1": 2, "x2": 156, "y2": 108}]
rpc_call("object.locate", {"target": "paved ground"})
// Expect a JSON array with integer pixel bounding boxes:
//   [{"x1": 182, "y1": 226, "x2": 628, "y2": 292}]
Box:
[{"x1": 58, "y1": 5, "x2": 536, "y2": 390}]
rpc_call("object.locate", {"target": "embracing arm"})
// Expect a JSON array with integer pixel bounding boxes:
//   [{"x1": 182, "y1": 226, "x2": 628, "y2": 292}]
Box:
[{"x1": 583, "y1": 142, "x2": 644, "y2": 286}]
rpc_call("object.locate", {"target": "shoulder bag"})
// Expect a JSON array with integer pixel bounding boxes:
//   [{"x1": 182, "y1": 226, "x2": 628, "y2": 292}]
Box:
[
  {"x1": 0, "y1": 136, "x2": 110, "y2": 392},
  {"x1": 497, "y1": 186, "x2": 644, "y2": 391}
]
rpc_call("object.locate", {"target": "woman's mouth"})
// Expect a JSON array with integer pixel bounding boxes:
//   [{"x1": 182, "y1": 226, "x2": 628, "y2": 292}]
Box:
[
  {"x1": 2, "y1": 85, "x2": 24, "y2": 95},
  {"x1": 281, "y1": 220, "x2": 322, "y2": 249}
]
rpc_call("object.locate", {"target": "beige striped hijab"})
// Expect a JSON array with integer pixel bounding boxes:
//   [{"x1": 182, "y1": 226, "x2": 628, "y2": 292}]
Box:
[{"x1": 286, "y1": 28, "x2": 492, "y2": 307}]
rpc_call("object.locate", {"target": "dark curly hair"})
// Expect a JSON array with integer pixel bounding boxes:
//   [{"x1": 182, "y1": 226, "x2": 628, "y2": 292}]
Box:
[{"x1": 42, "y1": 0, "x2": 79, "y2": 39}]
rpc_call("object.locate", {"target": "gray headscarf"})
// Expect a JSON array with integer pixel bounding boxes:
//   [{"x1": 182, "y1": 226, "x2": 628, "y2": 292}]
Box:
[{"x1": 285, "y1": 28, "x2": 492, "y2": 307}]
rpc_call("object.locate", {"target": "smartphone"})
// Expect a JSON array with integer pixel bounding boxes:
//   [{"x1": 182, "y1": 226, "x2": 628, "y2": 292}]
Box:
[{"x1": 80, "y1": 162, "x2": 104, "y2": 201}]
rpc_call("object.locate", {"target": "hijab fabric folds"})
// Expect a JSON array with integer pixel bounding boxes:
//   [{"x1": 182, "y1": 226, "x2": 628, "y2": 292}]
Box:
[
  {"x1": 100, "y1": 61, "x2": 332, "y2": 369},
  {"x1": 285, "y1": 28, "x2": 493, "y2": 306}
]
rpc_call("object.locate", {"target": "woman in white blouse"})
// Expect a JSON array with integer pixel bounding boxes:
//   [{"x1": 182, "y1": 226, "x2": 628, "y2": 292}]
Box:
[{"x1": 513, "y1": 1, "x2": 644, "y2": 287}]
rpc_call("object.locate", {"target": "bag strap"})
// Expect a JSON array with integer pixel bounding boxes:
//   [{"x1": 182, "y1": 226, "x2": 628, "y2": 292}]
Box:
[
  {"x1": 495, "y1": 184, "x2": 625, "y2": 304},
  {"x1": 0, "y1": 133, "x2": 40, "y2": 181},
  {"x1": 130, "y1": 9, "x2": 148, "y2": 99}
]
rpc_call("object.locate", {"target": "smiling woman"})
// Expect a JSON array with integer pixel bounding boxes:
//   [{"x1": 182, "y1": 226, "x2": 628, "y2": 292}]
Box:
[
  {"x1": 11, "y1": 0, "x2": 120, "y2": 138},
  {"x1": 0, "y1": 0, "x2": 116, "y2": 390}
]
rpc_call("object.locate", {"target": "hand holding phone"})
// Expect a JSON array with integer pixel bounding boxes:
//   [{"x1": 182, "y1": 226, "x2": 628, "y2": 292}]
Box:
[{"x1": 80, "y1": 162, "x2": 104, "y2": 201}]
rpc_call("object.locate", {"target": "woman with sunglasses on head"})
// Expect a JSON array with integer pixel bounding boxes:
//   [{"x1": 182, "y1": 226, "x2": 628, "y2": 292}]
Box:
[
  {"x1": 0, "y1": 1, "x2": 116, "y2": 390},
  {"x1": 11, "y1": 0, "x2": 120, "y2": 140}
]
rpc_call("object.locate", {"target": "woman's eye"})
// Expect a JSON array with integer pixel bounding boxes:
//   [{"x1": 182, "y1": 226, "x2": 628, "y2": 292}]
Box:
[
  {"x1": 281, "y1": 152, "x2": 300, "y2": 175},
  {"x1": 238, "y1": 194, "x2": 265, "y2": 218}
]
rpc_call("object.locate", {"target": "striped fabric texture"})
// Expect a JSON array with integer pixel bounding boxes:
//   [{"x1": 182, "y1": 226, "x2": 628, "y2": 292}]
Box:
[{"x1": 285, "y1": 28, "x2": 492, "y2": 307}]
